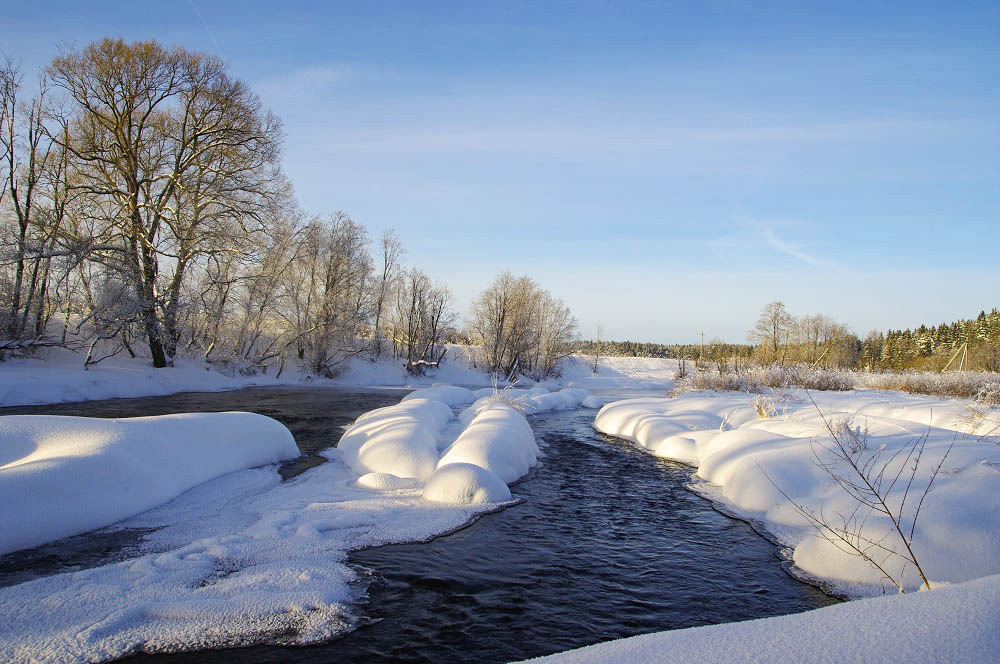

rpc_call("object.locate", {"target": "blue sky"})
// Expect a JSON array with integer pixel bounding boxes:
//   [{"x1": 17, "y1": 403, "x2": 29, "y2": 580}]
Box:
[{"x1": 6, "y1": 1, "x2": 999, "y2": 342}]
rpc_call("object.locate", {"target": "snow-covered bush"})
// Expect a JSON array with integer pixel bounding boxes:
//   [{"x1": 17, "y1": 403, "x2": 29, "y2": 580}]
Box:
[
  {"x1": 675, "y1": 364, "x2": 1000, "y2": 404},
  {"x1": 856, "y1": 370, "x2": 1000, "y2": 404},
  {"x1": 673, "y1": 364, "x2": 853, "y2": 395}
]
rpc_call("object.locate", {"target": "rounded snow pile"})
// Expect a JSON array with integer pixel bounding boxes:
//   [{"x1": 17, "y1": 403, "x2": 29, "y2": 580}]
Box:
[
  {"x1": 0, "y1": 413, "x2": 298, "y2": 555},
  {"x1": 334, "y1": 398, "x2": 452, "y2": 480},
  {"x1": 440, "y1": 401, "x2": 538, "y2": 483},
  {"x1": 401, "y1": 385, "x2": 476, "y2": 406},
  {"x1": 464, "y1": 387, "x2": 593, "y2": 416},
  {"x1": 354, "y1": 472, "x2": 420, "y2": 490},
  {"x1": 422, "y1": 463, "x2": 512, "y2": 505},
  {"x1": 595, "y1": 391, "x2": 1000, "y2": 592},
  {"x1": 341, "y1": 384, "x2": 591, "y2": 507}
]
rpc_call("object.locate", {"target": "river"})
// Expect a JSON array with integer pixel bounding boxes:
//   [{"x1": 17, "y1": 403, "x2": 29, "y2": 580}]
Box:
[{"x1": 0, "y1": 387, "x2": 838, "y2": 662}]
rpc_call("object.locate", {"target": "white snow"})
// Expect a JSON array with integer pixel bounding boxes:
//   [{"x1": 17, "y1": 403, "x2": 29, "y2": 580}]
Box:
[
  {"x1": 0, "y1": 381, "x2": 596, "y2": 661},
  {"x1": 422, "y1": 463, "x2": 512, "y2": 504},
  {"x1": 0, "y1": 345, "x2": 495, "y2": 408},
  {"x1": 595, "y1": 389, "x2": 1000, "y2": 594},
  {"x1": 335, "y1": 384, "x2": 593, "y2": 504},
  {"x1": 401, "y1": 384, "x2": 477, "y2": 405},
  {"x1": 0, "y1": 449, "x2": 487, "y2": 662},
  {"x1": 556, "y1": 355, "x2": 678, "y2": 391},
  {"x1": 440, "y1": 401, "x2": 539, "y2": 483},
  {"x1": 525, "y1": 572, "x2": 1000, "y2": 664},
  {"x1": 333, "y1": 398, "x2": 454, "y2": 480},
  {"x1": 0, "y1": 347, "x2": 672, "y2": 408},
  {"x1": 0, "y1": 413, "x2": 298, "y2": 555}
]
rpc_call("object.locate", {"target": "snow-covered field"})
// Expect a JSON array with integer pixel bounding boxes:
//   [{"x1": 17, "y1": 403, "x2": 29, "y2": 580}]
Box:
[
  {"x1": 556, "y1": 354, "x2": 677, "y2": 391},
  {"x1": 595, "y1": 389, "x2": 1000, "y2": 595},
  {"x1": 0, "y1": 383, "x2": 592, "y2": 662},
  {"x1": 0, "y1": 346, "x2": 671, "y2": 407}
]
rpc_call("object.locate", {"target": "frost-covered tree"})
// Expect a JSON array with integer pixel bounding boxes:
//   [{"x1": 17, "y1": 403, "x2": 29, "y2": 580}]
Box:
[
  {"x1": 391, "y1": 267, "x2": 452, "y2": 374},
  {"x1": 46, "y1": 39, "x2": 283, "y2": 367},
  {"x1": 280, "y1": 213, "x2": 371, "y2": 377},
  {"x1": 469, "y1": 272, "x2": 577, "y2": 379},
  {"x1": 749, "y1": 300, "x2": 794, "y2": 363}
]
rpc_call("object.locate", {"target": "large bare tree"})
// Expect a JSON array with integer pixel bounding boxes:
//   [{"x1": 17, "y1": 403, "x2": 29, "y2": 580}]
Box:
[{"x1": 47, "y1": 39, "x2": 282, "y2": 367}]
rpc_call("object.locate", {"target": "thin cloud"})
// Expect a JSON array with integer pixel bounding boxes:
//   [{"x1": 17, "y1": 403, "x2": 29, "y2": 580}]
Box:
[
  {"x1": 255, "y1": 65, "x2": 352, "y2": 103},
  {"x1": 761, "y1": 225, "x2": 844, "y2": 272},
  {"x1": 188, "y1": 0, "x2": 224, "y2": 60}
]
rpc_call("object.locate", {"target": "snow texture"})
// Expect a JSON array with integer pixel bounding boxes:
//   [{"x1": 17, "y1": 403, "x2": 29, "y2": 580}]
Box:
[
  {"x1": 333, "y1": 398, "x2": 454, "y2": 481},
  {"x1": 526, "y1": 572, "x2": 1000, "y2": 664},
  {"x1": 0, "y1": 413, "x2": 297, "y2": 555},
  {"x1": 401, "y1": 384, "x2": 477, "y2": 406},
  {"x1": 0, "y1": 452, "x2": 486, "y2": 662},
  {"x1": 423, "y1": 463, "x2": 512, "y2": 504},
  {"x1": 595, "y1": 389, "x2": 1000, "y2": 594},
  {"x1": 335, "y1": 384, "x2": 592, "y2": 503},
  {"x1": 556, "y1": 355, "x2": 678, "y2": 390},
  {"x1": 440, "y1": 401, "x2": 539, "y2": 483}
]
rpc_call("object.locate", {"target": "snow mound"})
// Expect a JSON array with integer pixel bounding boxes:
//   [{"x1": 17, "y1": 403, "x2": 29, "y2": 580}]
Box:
[
  {"x1": 440, "y1": 402, "x2": 539, "y2": 483},
  {"x1": 462, "y1": 387, "x2": 593, "y2": 419},
  {"x1": 470, "y1": 386, "x2": 550, "y2": 401},
  {"x1": 581, "y1": 395, "x2": 613, "y2": 409},
  {"x1": 333, "y1": 398, "x2": 453, "y2": 480},
  {"x1": 401, "y1": 385, "x2": 476, "y2": 406},
  {"x1": 0, "y1": 413, "x2": 298, "y2": 555},
  {"x1": 595, "y1": 390, "x2": 1000, "y2": 593},
  {"x1": 422, "y1": 463, "x2": 512, "y2": 505},
  {"x1": 337, "y1": 383, "x2": 591, "y2": 501},
  {"x1": 525, "y1": 573, "x2": 1000, "y2": 664},
  {"x1": 354, "y1": 472, "x2": 421, "y2": 490}
]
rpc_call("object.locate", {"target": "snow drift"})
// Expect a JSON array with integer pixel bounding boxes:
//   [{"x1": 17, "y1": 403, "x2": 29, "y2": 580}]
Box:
[
  {"x1": 334, "y1": 398, "x2": 453, "y2": 480},
  {"x1": 595, "y1": 390, "x2": 1000, "y2": 594},
  {"x1": 335, "y1": 384, "x2": 592, "y2": 505},
  {"x1": 440, "y1": 401, "x2": 538, "y2": 483},
  {"x1": 0, "y1": 413, "x2": 298, "y2": 555}
]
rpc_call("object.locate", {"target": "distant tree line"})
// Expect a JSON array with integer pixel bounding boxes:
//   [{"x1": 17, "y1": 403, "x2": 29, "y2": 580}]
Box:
[
  {"x1": 0, "y1": 39, "x2": 575, "y2": 379},
  {"x1": 573, "y1": 339, "x2": 753, "y2": 362},
  {"x1": 577, "y1": 303, "x2": 1000, "y2": 374},
  {"x1": 861, "y1": 309, "x2": 1000, "y2": 372},
  {"x1": 743, "y1": 302, "x2": 1000, "y2": 372}
]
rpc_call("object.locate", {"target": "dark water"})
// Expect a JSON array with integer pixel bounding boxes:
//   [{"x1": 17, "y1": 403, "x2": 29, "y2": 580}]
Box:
[{"x1": 1, "y1": 389, "x2": 838, "y2": 662}]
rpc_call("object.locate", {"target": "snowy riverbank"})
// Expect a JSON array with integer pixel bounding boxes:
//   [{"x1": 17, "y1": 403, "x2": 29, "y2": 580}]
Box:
[
  {"x1": 0, "y1": 346, "x2": 677, "y2": 407},
  {"x1": 0, "y1": 412, "x2": 298, "y2": 555},
  {"x1": 594, "y1": 389, "x2": 1000, "y2": 595},
  {"x1": 0, "y1": 383, "x2": 594, "y2": 662}
]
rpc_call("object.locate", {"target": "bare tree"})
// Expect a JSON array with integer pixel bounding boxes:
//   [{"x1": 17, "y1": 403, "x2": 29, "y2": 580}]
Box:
[
  {"x1": 593, "y1": 321, "x2": 604, "y2": 373},
  {"x1": 1, "y1": 57, "x2": 73, "y2": 341},
  {"x1": 47, "y1": 38, "x2": 282, "y2": 367},
  {"x1": 469, "y1": 272, "x2": 577, "y2": 380},
  {"x1": 371, "y1": 228, "x2": 403, "y2": 361},
  {"x1": 280, "y1": 212, "x2": 371, "y2": 377},
  {"x1": 392, "y1": 267, "x2": 452, "y2": 374},
  {"x1": 750, "y1": 300, "x2": 794, "y2": 363}
]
